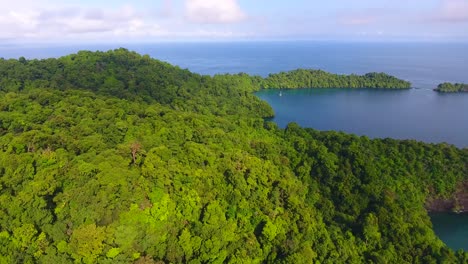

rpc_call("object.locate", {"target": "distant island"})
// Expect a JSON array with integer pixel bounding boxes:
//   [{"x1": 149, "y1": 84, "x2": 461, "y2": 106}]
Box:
[
  {"x1": 218, "y1": 70, "x2": 412, "y2": 91},
  {"x1": 435, "y1": 82, "x2": 468, "y2": 93},
  {"x1": 259, "y1": 69, "x2": 411, "y2": 89}
]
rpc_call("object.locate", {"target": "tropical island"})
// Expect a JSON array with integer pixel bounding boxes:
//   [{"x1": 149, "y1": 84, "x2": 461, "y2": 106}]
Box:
[
  {"x1": 0, "y1": 49, "x2": 466, "y2": 263},
  {"x1": 261, "y1": 70, "x2": 411, "y2": 89},
  {"x1": 435, "y1": 82, "x2": 468, "y2": 93}
]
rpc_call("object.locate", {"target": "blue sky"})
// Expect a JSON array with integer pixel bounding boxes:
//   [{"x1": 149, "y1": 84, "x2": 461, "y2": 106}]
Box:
[{"x1": 0, "y1": 0, "x2": 467, "y2": 42}]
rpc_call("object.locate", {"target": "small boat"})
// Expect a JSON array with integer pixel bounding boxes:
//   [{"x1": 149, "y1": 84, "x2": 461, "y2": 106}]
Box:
[{"x1": 279, "y1": 91, "x2": 282, "y2": 97}]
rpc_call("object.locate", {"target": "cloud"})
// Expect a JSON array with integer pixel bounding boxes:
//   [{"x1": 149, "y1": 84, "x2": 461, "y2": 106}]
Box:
[
  {"x1": 185, "y1": 0, "x2": 246, "y2": 24},
  {"x1": 433, "y1": 0, "x2": 468, "y2": 23},
  {"x1": 0, "y1": 0, "x2": 253, "y2": 41},
  {"x1": 0, "y1": 4, "x2": 167, "y2": 40}
]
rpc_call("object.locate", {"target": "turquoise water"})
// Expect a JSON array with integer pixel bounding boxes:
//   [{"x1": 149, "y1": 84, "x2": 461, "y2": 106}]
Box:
[{"x1": 431, "y1": 213, "x2": 468, "y2": 251}]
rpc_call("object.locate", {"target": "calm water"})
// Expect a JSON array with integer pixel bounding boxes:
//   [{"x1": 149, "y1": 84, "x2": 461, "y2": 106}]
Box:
[
  {"x1": 431, "y1": 213, "x2": 468, "y2": 251},
  {"x1": 256, "y1": 88, "x2": 468, "y2": 148},
  {"x1": 2, "y1": 41, "x2": 468, "y2": 249}
]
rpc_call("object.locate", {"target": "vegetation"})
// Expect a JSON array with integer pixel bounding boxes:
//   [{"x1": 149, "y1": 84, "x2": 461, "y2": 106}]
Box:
[
  {"x1": 0, "y1": 49, "x2": 466, "y2": 263},
  {"x1": 261, "y1": 69, "x2": 411, "y2": 89},
  {"x1": 435, "y1": 82, "x2": 468, "y2": 93},
  {"x1": 0, "y1": 50, "x2": 410, "y2": 101},
  {"x1": 0, "y1": 49, "x2": 274, "y2": 118}
]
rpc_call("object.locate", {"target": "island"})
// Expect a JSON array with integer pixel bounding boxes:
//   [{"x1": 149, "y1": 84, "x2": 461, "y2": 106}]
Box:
[
  {"x1": 0, "y1": 49, "x2": 466, "y2": 263},
  {"x1": 435, "y1": 82, "x2": 468, "y2": 93},
  {"x1": 260, "y1": 69, "x2": 411, "y2": 89}
]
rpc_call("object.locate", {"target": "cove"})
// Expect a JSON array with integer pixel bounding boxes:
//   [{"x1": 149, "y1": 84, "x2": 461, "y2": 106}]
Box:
[
  {"x1": 256, "y1": 87, "x2": 468, "y2": 250},
  {"x1": 256, "y1": 88, "x2": 468, "y2": 148},
  {"x1": 430, "y1": 213, "x2": 468, "y2": 251}
]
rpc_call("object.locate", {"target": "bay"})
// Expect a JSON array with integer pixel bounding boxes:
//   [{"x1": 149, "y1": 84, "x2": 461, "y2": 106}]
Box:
[
  {"x1": 431, "y1": 213, "x2": 468, "y2": 251},
  {"x1": 256, "y1": 88, "x2": 468, "y2": 148}
]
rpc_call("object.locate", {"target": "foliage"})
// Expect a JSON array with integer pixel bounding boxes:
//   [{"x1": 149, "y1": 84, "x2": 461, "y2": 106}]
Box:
[
  {"x1": 0, "y1": 50, "x2": 466, "y2": 263},
  {"x1": 261, "y1": 70, "x2": 411, "y2": 89},
  {"x1": 435, "y1": 82, "x2": 468, "y2": 93},
  {"x1": 0, "y1": 49, "x2": 273, "y2": 118},
  {"x1": 0, "y1": 49, "x2": 411, "y2": 120}
]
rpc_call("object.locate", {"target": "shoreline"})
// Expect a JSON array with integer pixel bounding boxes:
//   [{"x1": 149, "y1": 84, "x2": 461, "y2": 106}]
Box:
[{"x1": 426, "y1": 181, "x2": 468, "y2": 213}]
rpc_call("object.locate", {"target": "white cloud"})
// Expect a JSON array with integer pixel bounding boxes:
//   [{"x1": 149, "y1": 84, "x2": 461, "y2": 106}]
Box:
[
  {"x1": 435, "y1": 0, "x2": 468, "y2": 22},
  {"x1": 0, "y1": 0, "x2": 253, "y2": 42},
  {"x1": 0, "y1": 4, "x2": 167, "y2": 41},
  {"x1": 185, "y1": 0, "x2": 246, "y2": 24}
]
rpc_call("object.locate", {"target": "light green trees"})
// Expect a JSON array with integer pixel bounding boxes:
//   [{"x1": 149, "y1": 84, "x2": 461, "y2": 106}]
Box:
[{"x1": 0, "y1": 50, "x2": 466, "y2": 263}]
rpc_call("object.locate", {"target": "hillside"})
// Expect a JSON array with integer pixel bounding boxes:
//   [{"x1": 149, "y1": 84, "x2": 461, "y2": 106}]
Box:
[{"x1": 0, "y1": 49, "x2": 466, "y2": 263}]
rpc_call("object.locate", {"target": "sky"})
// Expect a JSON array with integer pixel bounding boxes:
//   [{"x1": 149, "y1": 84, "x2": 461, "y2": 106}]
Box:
[{"x1": 0, "y1": 0, "x2": 467, "y2": 43}]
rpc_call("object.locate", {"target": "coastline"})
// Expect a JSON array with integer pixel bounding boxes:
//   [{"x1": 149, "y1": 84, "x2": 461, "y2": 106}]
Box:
[{"x1": 426, "y1": 181, "x2": 468, "y2": 213}]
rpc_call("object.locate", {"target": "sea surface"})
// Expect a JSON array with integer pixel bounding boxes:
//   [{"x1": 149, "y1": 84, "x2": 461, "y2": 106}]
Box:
[
  {"x1": 1, "y1": 41, "x2": 468, "y2": 249},
  {"x1": 256, "y1": 88, "x2": 468, "y2": 148},
  {"x1": 2, "y1": 41, "x2": 468, "y2": 88}
]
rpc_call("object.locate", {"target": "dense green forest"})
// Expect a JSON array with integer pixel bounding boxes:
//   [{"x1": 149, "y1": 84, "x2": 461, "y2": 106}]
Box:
[
  {"x1": 0, "y1": 49, "x2": 466, "y2": 263},
  {"x1": 435, "y1": 83, "x2": 468, "y2": 93},
  {"x1": 261, "y1": 70, "x2": 411, "y2": 89}
]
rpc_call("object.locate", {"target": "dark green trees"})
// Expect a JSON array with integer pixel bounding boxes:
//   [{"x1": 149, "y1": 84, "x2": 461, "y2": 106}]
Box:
[
  {"x1": 435, "y1": 83, "x2": 468, "y2": 93},
  {"x1": 261, "y1": 70, "x2": 411, "y2": 89}
]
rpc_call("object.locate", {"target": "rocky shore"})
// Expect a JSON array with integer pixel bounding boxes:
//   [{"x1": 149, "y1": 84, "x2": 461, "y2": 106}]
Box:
[{"x1": 426, "y1": 181, "x2": 468, "y2": 213}]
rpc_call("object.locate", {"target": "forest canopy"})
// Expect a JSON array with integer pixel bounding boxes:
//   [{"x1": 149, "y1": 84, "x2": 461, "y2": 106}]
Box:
[
  {"x1": 435, "y1": 82, "x2": 468, "y2": 93},
  {"x1": 0, "y1": 49, "x2": 466, "y2": 263},
  {"x1": 261, "y1": 70, "x2": 411, "y2": 89}
]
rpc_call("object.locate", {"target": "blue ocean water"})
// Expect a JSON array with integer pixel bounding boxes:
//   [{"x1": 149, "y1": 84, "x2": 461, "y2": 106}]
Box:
[
  {"x1": 2, "y1": 42, "x2": 468, "y2": 88},
  {"x1": 256, "y1": 88, "x2": 468, "y2": 148}
]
